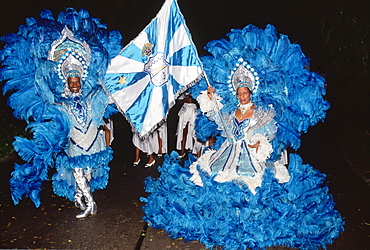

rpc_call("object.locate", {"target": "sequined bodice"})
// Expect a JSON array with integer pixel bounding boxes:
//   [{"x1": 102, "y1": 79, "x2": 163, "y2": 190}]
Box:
[
  {"x1": 62, "y1": 94, "x2": 104, "y2": 156},
  {"x1": 65, "y1": 95, "x2": 89, "y2": 130},
  {"x1": 232, "y1": 117, "x2": 250, "y2": 141}
]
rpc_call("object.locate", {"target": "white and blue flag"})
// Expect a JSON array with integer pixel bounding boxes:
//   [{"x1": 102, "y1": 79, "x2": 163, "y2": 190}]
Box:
[{"x1": 105, "y1": 0, "x2": 203, "y2": 138}]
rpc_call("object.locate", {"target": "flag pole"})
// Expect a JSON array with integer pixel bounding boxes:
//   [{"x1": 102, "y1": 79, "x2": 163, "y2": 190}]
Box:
[{"x1": 201, "y1": 70, "x2": 233, "y2": 144}]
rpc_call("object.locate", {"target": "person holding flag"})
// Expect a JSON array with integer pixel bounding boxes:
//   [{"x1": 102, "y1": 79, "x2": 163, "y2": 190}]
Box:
[{"x1": 137, "y1": 3, "x2": 344, "y2": 248}]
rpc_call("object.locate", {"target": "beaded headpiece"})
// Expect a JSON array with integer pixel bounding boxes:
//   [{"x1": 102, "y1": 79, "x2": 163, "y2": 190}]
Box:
[
  {"x1": 228, "y1": 58, "x2": 260, "y2": 95},
  {"x1": 48, "y1": 26, "x2": 91, "y2": 83}
]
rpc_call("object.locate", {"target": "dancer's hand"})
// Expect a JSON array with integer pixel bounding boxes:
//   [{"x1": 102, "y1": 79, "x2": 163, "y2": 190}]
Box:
[
  {"x1": 248, "y1": 141, "x2": 260, "y2": 153},
  {"x1": 207, "y1": 86, "x2": 215, "y2": 99}
]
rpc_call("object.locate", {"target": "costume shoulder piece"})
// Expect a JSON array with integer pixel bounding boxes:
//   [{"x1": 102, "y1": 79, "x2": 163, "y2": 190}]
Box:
[{"x1": 0, "y1": 8, "x2": 123, "y2": 207}]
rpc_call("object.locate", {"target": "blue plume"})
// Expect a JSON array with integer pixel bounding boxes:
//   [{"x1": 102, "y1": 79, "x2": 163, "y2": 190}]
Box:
[
  {"x1": 141, "y1": 152, "x2": 344, "y2": 249},
  {"x1": 1, "y1": 8, "x2": 122, "y2": 206},
  {"x1": 141, "y1": 23, "x2": 341, "y2": 250},
  {"x1": 194, "y1": 24, "x2": 329, "y2": 155}
]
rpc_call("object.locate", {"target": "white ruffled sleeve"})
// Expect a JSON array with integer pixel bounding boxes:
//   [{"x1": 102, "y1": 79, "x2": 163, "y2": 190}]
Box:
[
  {"x1": 248, "y1": 109, "x2": 277, "y2": 164},
  {"x1": 197, "y1": 90, "x2": 223, "y2": 114},
  {"x1": 249, "y1": 133, "x2": 273, "y2": 163}
]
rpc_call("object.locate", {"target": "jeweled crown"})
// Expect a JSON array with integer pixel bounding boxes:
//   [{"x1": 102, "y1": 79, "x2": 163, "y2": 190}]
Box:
[{"x1": 228, "y1": 58, "x2": 260, "y2": 95}]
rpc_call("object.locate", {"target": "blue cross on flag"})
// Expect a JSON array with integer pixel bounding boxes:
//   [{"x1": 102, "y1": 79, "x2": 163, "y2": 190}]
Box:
[{"x1": 104, "y1": 0, "x2": 203, "y2": 138}]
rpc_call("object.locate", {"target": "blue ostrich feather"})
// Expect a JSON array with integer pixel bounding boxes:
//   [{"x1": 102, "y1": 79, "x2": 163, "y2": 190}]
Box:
[
  {"x1": 141, "y1": 152, "x2": 344, "y2": 249},
  {"x1": 141, "y1": 23, "x2": 340, "y2": 250},
  {"x1": 52, "y1": 147, "x2": 113, "y2": 201},
  {"x1": 192, "y1": 24, "x2": 329, "y2": 156},
  {"x1": 1, "y1": 8, "x2": 122, "y2": 207}
]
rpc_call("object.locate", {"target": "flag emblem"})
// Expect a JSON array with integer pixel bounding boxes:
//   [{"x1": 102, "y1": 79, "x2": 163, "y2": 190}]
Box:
[{"x1": 144, "y1": 52, "x2": 170, "y2": 87}]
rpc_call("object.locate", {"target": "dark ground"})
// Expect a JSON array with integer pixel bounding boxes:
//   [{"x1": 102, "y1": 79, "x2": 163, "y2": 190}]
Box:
[{"x1": 1, "y1": 98, "x2": 370, "y2": 250}]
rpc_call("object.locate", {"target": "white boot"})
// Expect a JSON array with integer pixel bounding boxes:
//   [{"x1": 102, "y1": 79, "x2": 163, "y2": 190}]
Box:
[
  {"x1": 76, "y1": 200, "x2": 97, "y2": 219},
  {"x1": 74, "y1": 168, "x2": 97, "y2": 219}
]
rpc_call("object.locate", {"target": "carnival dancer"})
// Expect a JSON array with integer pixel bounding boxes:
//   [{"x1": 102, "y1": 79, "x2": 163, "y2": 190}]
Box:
[
  {"x1": 57, "y1": 70, "x2": 111, "y2": 218},
  {"x1": 141, "y1": 24, "x2": 344, "y2": 249},
  {"x1": 41, "y1": 26, "x2": 115, "y2": 219},
  {"x1": 0, "y1": 9, "x2": 122, "y2": 217}
]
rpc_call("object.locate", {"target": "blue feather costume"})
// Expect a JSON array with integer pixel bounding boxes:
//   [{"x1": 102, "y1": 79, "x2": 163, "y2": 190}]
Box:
[
  {"x1": 140, "y1": 24, "x2": 344, "y2": 249},
  {"x1": 0, "y1": 8, "x2": 122, "y2": 208}
]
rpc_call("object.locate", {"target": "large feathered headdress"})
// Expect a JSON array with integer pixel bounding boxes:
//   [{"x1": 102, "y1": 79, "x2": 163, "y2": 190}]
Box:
[
  {"x1": 48, "y1": 26, "x2": 91, "y2": 82},
  {"x1": 229, "y1": 58, "x2": 260, "y2": 94},
  {"x1": 190, "y1": 24, "x2": 329, "y2": 159}
]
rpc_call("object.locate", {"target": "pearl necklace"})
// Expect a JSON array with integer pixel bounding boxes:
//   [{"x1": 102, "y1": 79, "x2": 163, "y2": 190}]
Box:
[{"x1": 238, "y1": 102, "x2": 253, "y2": 115}]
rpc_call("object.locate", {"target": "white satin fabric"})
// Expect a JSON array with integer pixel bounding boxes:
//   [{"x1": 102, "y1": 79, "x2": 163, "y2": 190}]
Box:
[{"x1": 132, "y1": 122, "x2": 168, "y2": 154}]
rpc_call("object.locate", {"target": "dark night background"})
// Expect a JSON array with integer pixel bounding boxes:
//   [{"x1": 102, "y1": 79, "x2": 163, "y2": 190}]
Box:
[
  {"x1": 1, "y1": 0, "x2": 365, "y2": 66},
  {"x1": 0, "y1": 0, "x2": 369, "y2": 249}
]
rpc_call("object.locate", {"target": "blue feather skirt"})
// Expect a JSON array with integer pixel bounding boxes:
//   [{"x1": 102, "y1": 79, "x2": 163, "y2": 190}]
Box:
[
  {"x1": 141, "y1": 152, "x2": 344, "y2": 250},
  {"x1": 52, "y1": 147, "x2": 113, "y2": 201}
]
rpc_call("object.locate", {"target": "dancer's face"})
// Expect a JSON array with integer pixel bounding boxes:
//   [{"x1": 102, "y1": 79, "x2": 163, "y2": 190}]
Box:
[
  {"x1": 237, "y1": 87, "x2": 251, "y2": 104},
  {"x1": 68, "y1": 76, "x2": 81, "y2": 93}
]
